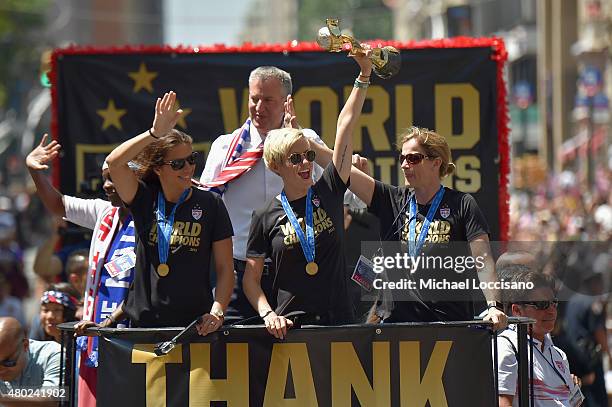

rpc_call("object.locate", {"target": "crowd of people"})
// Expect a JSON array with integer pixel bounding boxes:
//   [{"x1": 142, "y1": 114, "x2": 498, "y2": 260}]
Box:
[{"x1": 0, "y1": 49, "x2": 609, "y2": 406}]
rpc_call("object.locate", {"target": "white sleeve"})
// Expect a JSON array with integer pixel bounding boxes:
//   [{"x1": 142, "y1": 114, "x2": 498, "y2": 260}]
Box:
[
  {"x1": 496, "y1": 336, "x2": 519, "y2": 395},
  {"x1": 63, "y1": 196, "x2": 110, "y2": 230},
  {"x1": 200, "y1": 134, "x2": 232, "y2": 184}
]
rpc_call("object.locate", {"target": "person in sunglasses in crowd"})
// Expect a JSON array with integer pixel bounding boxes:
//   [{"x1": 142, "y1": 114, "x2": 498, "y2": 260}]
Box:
[
  {"x1": 105, "y1": 91, "x2": 234, "y2": 332},
  {"x1": 242, "y1": 50, "x2": 373, "y2": 338},
  {"x1": 312, "y1": 127, "x2": 507, "y2": 328},
  {"x1": 497, "y1": 264, "x2": 583, "y2": 407},
  {"x1": 0, "y1": 317, "x2": 60, "y2": 406}
]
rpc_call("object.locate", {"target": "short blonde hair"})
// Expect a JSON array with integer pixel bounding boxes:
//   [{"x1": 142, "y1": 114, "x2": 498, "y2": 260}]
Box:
[
  {"x1": 398, "y1": 126, "x2": 455, "y2": 178},
  {"x1": 264, "y1": 128, "x2": 307, "y2": 169}
]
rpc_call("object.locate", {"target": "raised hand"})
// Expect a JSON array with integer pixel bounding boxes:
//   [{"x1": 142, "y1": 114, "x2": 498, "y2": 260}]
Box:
[
  {"x1": 352, "y1": 153, "x2": 371, "y2": 176},
  {"x1": 151, "y1": 91, "x2": 183, "y2": 137},
  {"x1": 352, "y1": 44, "x2": 373, "y2": 77},
  {"x1": 283, "y1": 94, "x2": 299, "y2": 129},
  {"x1": 26, "y1": 134, "x2": 61, "y2": 171}
]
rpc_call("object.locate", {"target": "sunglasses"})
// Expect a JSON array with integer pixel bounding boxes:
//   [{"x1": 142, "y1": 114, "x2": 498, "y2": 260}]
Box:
[
  {"x1": 163, "y1": 152, "x2": 199, "y2": 171},
  {"x1": 0, "y1": 344, "x2": 22, "y2": 368},
  {"x1": 288, "y1": 150, "x2": 316, "y2": 166},
  {"x1": 399, "y1": 152, "x2": 433, "y2": 165},
  {"x1": 517, "y1": 298, "x2": 559, "y2": 310}
]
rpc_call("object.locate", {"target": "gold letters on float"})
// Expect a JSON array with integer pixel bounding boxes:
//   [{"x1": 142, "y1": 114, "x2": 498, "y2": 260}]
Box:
[
  {"x1": 76, "y1": 84, "x2": 482, "y2": 195},
  {"x1": 130, "y1": 340, "x2": 453, "y2": 407},
  {"x1": 219, "y1": 84, "x2": 482, "y2": 192}
]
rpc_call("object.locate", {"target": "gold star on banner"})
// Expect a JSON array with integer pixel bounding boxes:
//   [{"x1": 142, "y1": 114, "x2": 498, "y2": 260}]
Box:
[
  {"x1": 174, "y1": 100, "x2": 192, "y2": 129},
  {"x1": 97, "y1": 99, "x2": 127, "y2": 131},
  {"x1": 128, "y1": 62, "x2": 158, "y2": 93}
]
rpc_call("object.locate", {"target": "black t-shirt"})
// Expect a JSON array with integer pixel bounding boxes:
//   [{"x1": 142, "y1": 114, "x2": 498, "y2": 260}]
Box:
[
  {"x1": 124, "y1": 181, "x2": 233, "y2": 327},
  {"x1": 369, "y1": 181, "x2": 489, "y2": 322},
  {"x1": 247, "y1": 164, "x2": 354, "y2": 324}
]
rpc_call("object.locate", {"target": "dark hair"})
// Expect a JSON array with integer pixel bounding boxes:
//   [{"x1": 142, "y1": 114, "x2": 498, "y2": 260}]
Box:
[
  {"x1": 66, "y1": 249, "x2": 88, "y2": 276},
  {"x1": 133, "y1": 129, "x2": 193, "y2": 184},
  {"x1": 499, "y1": 265, "x2": 556, "y2": 314}
]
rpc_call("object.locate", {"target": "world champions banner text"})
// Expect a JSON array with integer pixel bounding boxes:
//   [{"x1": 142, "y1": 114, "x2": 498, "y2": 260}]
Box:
[
  {"x1": 96, "y1": 324, "x2": 495, "y2": 406},
  {"x1": 51, "y1": 39, "x2": 509, "y2": 239}
]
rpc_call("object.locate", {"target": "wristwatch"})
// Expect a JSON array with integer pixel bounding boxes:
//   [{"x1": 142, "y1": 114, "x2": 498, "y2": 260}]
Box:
[
  {"x1": 210, "y1": 309, "x2": 225, "y2": 319},
  {"x1": 487, "y1": 301, "x2": 504, "y2": 311}
]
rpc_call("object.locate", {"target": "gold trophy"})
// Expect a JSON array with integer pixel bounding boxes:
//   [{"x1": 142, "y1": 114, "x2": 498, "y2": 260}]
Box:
[{"x1": 316, "y1": 18, "x2": 401, "y2": 79}]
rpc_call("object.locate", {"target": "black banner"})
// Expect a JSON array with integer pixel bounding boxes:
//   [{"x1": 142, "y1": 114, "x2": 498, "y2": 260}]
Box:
[
  {"x1": 52, "y1": 41, "x2": 508, "y2": 239},
  {"x1": 97, "y1": 324, "x2": 495, "y2": 406}
]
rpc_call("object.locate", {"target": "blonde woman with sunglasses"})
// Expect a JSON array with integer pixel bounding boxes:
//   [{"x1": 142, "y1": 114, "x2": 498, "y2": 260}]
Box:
[
  {"x1": 312, "y1": 127, "x2": 508, "y2": 330},
  {"x1": 243, "y1": 51, "x2": 373, "y2": 339},
  {"x1": 105, "y1": 91, "x2": 234, "y2": 333}
]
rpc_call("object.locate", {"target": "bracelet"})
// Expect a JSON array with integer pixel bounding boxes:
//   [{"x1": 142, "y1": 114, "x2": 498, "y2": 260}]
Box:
[
  {"x1": 359, "y1": 73, "x2": 371, "y2": 79},
  {"x1": 148, "y1": 128, "x2": 159, "y2": 139},
  {"x1": 354, "y1": 78, "x2": 370, "y2": 89},
  {"x1": 104, "y1": 315, "x2": 116, "y2": 326},
  {"x1": 260, "y1": 310, "x2": 274, "y2": 319}
]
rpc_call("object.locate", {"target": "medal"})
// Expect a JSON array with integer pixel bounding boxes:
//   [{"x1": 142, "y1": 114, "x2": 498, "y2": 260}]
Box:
[
  {"x1": 408, "y1": 185, "x2": 445, "y2": 256},
  {"x1": 157, "y1": 263, "x2": 170, "y2": 277},
  {"x1": 280, "y1": 188, "x2": 317, "y2": 276},
  {"x1": 305, "y1": 261, "x2": 319, "y2": 275},
  {"x1": 156, "y1": 188, "x2": 190, "y2": 277}
]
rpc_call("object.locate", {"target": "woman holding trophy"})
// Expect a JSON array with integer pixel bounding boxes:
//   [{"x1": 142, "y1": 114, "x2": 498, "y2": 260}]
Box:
[
  {"x1": 309, "y1": 18, "x2": 507, "y2": 330},
  {"x1": 242, "y1": 47, "x2": 373, "y2": 339}
]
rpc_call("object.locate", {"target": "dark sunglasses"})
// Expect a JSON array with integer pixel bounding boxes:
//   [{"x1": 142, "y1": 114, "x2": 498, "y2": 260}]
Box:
[
  {"x1": 164, "y1": 152, "x2": 199, "y2": 171},
  {"x1": 399, "y1": 152, "x2": 433, "y2": 165},
  {"x1": 517, "y1": 298, "x2": 559, "y2": 310},
  {"x1": 288, "y1": 150, "x2": 316, "y2": 165},
  {"x1": 0, "y1": 344, "x2": 22, "y2": 368}
]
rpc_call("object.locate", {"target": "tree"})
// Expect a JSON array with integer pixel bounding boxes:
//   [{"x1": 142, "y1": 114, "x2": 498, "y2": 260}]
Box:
[
  {"x1": 298, "y1": 0, "x2": 392, "y2": 42},
  {"x1": 0, "y1": 0, "x2": 48, "y2": 111}
]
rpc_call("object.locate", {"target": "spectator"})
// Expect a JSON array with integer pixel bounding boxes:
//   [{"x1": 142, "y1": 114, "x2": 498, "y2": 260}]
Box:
[
  {"x1": 563, "y1": 267, "x2": 610, "y2": 407},
  {"x1": 65, "y1": 249, "x2": 88, "y2": 302},
  {"x1": 0, "y1": 317, "x2": 60, "y2": 407},
  {"x1": 497, "y1": 265, "x2": 583, "y2": 406},
  {"x1": 32, "y1": 283, "x2": 79, "y2": 343},
  {"x1": 0, "y1": 272, "x2": 25, "y2": 326}
]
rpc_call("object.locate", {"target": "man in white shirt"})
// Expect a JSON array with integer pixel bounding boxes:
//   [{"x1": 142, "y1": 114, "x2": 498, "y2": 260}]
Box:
[
  {"x1": 200, "y1": 66, "x2": 325, "y2": 319},
  {"x1": 496, "y1": 264, "x2": 582, "y2": 407}
]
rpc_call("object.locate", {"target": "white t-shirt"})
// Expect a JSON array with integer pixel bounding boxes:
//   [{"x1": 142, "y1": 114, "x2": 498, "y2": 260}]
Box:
[
  {"x1": 200, "y1": 123, "x2": 324, "y2": 261},
  {"x1": 497, "y1": 328, "x2": 574, "y2": 406}
]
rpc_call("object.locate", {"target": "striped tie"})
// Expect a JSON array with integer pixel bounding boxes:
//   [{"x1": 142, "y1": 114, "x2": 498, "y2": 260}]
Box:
[{"x1": 202, "y1": 119, "x2": 263, "y2": 194}]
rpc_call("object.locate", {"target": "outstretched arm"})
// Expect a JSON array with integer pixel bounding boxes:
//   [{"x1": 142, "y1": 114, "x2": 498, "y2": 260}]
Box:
[
  {"x1": 333, "y1": 49, "x2": 373, "y2": 183},
  {"x1": 106, "y1": 91, "x2": 182, "y2": 205},
  {"x1": 308, "y1": 140, "x2": 376, "y2": 205},
  {"x1": 26, "y1": 134, "x2": 65, "y2": 216}
]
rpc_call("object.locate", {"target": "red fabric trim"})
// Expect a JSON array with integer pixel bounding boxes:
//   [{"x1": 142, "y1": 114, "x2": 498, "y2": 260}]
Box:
[
  {"x1": 49, "y1": 36, "x2": 510, "y2": 238},
  {"x1": 489, "y1": 38, "x2": 510, "y2": 241},
  {"x1": 49, "y1": 36, "x2": 507, "y2": 56}
]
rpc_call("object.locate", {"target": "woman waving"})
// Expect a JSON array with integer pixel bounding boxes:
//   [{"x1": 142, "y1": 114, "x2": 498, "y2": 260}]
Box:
[{"x1": 105, "y1": 92, "x2": 234, "y2": 333}]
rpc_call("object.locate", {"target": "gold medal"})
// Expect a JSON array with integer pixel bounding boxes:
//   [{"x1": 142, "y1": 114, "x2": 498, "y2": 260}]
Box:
[
  {"x1": 305, "y1": 261, "x2": 318, "y2": 276},
  {"x1": 157, "y1": 263, "x2": 170, "y2": 277}
]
